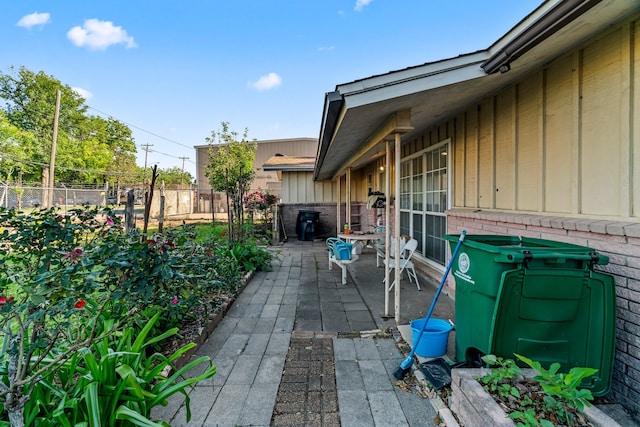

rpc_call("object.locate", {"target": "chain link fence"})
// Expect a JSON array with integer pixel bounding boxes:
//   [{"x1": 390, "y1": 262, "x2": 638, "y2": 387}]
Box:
[
  {"x1": 0, "y1": 183, "x2": 195, "y2": 219},
  {"x1": 0, "y1": 183, "x2": 110, "y2": 211}
]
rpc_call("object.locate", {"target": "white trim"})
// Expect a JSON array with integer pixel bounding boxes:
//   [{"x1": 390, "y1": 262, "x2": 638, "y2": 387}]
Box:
[
  {"x1": 399, "y1": 138, "x2": 451, "y2": 266},
  {"x1": 402, "y1": 138, "x2": 452, "y2": 161}
]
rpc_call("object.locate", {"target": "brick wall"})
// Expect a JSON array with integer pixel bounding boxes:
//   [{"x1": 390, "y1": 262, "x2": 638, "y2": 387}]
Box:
[
  {"x1": 446, "y1": 209, "x2": 640, "y2": 414},
  {"x1": 279, "y1": 203, "x2": 378, "y2": 240},
  {"x1": 279, "y1": 203, "x2": 337, "y2": 240}
]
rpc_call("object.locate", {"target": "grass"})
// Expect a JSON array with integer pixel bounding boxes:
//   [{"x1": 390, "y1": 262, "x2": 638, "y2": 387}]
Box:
[{"x1": 191, "y1": 223, "x2": 228, "y2": 243}]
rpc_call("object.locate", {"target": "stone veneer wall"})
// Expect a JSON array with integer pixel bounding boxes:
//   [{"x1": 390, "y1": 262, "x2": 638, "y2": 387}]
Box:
[{"x1": 446, "y1": 209, "x2": 640, "y2": 415}]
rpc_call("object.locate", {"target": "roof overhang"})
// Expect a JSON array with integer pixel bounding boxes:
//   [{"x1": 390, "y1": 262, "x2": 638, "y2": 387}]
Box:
[
  {"x1": 314, "y1": 0, "x2": 639, "y2": 181},
  {"x1": 262, "y1": 155, "x2": 316, "y2": 172}
]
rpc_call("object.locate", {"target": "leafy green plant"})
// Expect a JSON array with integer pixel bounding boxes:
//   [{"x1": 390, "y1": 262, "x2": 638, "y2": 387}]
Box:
[
  {"x1": 226, "y1": 239, "x2": 276, "y2": 272},
  {"x1": 479, "y1": 354, "x2": 523, "y2": 399},
  {"x1": 478, "y1": 354, "x2": 598, "y2": 427},
  {"x1": 515, "y1": 353, "x2": 597, "y2": 424},
  {"x1": 68, "y1": 312, "x2": 214, "y2": 426},
  {"x1": 10, "y1": 311, "x2": 215, "y2": 426}
]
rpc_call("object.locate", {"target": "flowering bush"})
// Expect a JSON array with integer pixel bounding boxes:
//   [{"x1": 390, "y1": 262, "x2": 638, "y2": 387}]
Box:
[{"x1": 243, "y1": 190, "x2": 278, "y2": 213}]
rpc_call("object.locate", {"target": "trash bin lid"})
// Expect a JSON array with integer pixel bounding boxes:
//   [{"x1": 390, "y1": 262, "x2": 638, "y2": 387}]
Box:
[{"x1": 489, "y1": 267, "x2": 616, "y2": 396}]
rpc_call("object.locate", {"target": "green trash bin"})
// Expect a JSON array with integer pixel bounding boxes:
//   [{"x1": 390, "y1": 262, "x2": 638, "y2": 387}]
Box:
[{"x1": 444, "y1": 234, "x2": 616, "y2": 396}]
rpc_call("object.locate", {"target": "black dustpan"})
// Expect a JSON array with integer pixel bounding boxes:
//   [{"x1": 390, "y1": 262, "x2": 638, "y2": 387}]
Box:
[
  {"x1": 419, "y1": 348, "x2": 487, "y2": 389},
  {"x1": 418, "y1": 358, "x2": 452, "y2": 389}
]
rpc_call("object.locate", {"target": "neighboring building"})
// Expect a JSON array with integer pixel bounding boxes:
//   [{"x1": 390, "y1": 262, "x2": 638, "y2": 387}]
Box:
[
  {"x1": 194, "y1": 137, "x2": 317, "y2": 212},
  {"x1": 315, "y1": 0, "x2": 640, "y2": 413},
  {"x1": 262, "y1": 154, "x2": 336, "y2": 240}
]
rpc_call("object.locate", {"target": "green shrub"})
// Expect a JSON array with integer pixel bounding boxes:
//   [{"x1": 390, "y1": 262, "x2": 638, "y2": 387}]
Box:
[{"x1": 226, "y1": 239, "x2": 276, "y2": 272}]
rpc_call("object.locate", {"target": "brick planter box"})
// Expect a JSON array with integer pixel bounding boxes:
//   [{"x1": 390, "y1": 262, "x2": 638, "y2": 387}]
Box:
[{"x1": 450, "y1": 369, "x2": 621, "y2": 427}]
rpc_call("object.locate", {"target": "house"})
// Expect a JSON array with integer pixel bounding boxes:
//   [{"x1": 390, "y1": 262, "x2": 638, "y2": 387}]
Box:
[
  {"x1": 315, "y1": 0, "x2": 640, "y2": 414},
  {"x1": 194, "y1": 137, "x2": 317, "y2": 212}
]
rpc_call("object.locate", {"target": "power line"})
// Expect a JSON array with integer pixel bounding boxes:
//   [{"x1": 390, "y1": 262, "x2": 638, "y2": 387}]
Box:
[
  {"x1": 87, "y1": 105, "x2": 194, "y2": 150},
  {"x1": 3, "y1": 100, "x2": 197, "y2": 158},
  {"x1": 0, "y1": 153, "x2": 133, "y2": 176},
  {"x1": 143, "y1": 146, "x2": 186, "y2": 161}
]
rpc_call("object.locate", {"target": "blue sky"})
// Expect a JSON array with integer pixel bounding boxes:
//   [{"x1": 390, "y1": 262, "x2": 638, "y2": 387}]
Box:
[{"x1": 2, "y1": 1, "x2": 542, "y2": 178}]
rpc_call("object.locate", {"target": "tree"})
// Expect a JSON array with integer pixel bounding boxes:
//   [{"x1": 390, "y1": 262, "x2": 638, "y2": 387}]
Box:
[
  {"x1": 0, "y1": 112, "x2": 37, "y2": 183},
  {"x1": 156, "y1": 166, "x2": 194, "y2": 187},
  {"x1": 0, "y1": 67, "x2": 87, "y2": 184},
  {"x1": 205, "y1": 122, "x2": 256, "y2": 241},
  {"x1": 0, "y1": 66, "x2": 137, "y2": 185}
]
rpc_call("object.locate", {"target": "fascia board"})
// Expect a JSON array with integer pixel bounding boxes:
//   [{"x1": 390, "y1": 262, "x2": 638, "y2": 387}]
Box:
[
  {"x1": 486, "y1": 0, "x2": 563, "y2": 57},
  {"x1": 337, "y1": 55, "x2": 489, "y2": 109}
]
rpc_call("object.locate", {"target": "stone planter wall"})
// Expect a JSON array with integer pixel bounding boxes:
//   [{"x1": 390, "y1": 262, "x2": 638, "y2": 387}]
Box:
[{"x1": 451, "y1": 369, "x2": 621, "y2": 427}]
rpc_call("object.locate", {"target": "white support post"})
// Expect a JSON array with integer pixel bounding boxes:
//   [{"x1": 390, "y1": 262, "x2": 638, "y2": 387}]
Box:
[
  {"x1": 384, "y1": 139, "x2": 392, "y2": 317},
  {"x1": 336, "y1": 176, "x2": 341, "y2": 234},
  {"x1": 394, "y1": 132, "x2": 401, "y2": 324},
  {"x1": 346, "y1": 168, "x2": 352, "y2": 229}
]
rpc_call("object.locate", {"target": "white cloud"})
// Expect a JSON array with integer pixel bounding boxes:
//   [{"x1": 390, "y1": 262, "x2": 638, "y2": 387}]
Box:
[
  {"x1": 247, "y1": 72, "x2": 282, "y2": 91},
  {"x1": 354, "y1": 0, "x2": 373, "y2": 12},
  {"x1": 72, "y1": 87, "x2": 92, "y2": 100},
  {"x1": 17, "y1": 12, "x2": 51, "y2": 29},
  {"x1": 318, "y1": 46, "x2": 335, "y2": 52},
  {"x1": 67, "y1": 19, "x2": 137, "y2": 50}
]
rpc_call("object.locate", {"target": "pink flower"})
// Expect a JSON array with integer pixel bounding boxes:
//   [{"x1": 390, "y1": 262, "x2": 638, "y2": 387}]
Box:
[
  {"x1": 106, "y1": 217, "x2": 114, "y2": 226},
  {"x1": 171, "y1": 297, "x2": 178, "y2": 304},
  {"x1": 64, "y1": 247, "x2": 84, "y2": 262}
]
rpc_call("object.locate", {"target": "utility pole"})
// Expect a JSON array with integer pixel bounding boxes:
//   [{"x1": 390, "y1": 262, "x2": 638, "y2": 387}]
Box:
[
  {"x1": 47, "y1": 89, "x2": 61, "y2": 208},
  {"x1": 179, "y1": 156, "x2": 189, "y2": 186},
  {"x1": 141, "y1": 144, "x2": 153, "y2": 186}
]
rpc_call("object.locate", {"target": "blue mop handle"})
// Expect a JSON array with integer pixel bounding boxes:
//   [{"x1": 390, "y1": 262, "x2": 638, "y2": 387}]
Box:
[{"x1": 410, "y1": 230, "x2": 466, "y2": 359}]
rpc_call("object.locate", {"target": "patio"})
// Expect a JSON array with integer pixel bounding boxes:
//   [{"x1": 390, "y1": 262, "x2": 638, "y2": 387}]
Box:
[{"x1": 315, "y1": 238, "x2": 457, "y2": 358}]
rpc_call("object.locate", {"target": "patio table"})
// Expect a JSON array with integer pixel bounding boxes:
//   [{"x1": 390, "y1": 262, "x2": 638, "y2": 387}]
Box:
[{"x1": 337, "y1": 232, "x2": 385, "y2": 254}]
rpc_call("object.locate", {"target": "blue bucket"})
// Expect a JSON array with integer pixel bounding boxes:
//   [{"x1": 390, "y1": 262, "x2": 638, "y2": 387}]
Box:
[{"x1": 410, "y1": 318, "x2": 453, "y2": 358}]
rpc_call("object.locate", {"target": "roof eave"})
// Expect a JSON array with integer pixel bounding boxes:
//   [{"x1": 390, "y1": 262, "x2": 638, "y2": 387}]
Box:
[
  {"x1": 314, "y1": 91, "x2": 344, "y2": 180},
  {"x1": 482, "y1": 0, "x2": 603, "y2": 74}
]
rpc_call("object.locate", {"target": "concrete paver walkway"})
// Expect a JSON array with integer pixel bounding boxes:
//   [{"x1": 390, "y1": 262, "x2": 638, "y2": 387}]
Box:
[{"x1": 152, "y1": 241, "x2": 442, "y2": 426}]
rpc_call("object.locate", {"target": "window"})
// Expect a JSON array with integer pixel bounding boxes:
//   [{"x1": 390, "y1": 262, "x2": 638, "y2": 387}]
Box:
[{"x1": 399, "y1": 141, "x2": 449, "y2": 265}]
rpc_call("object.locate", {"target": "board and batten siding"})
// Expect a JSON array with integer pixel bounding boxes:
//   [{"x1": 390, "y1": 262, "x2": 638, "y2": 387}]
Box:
[
  {"x1": 446, "y1": 21, "x2": 639, "y2": 220},
  {"x1": 281, "y1": 171, "x2": 334, "y2": 204}
]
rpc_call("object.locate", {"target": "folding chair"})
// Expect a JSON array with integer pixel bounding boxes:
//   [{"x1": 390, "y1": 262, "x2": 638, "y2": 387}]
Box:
[
  {"x1": 383, "y1": 238, "x2": 420, "y2": 291},
  {"x1": 374, "y1": 233, "x2": 404, "y2": 268}
]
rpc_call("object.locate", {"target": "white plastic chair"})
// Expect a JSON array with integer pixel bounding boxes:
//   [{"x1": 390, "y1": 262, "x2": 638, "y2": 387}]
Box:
[
  {"x1": 383, "y1": 238, "x2": 420, "y2": 291},
  {"x1": 326, "y1": 237, "x2": 359, "y2": 285}
]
